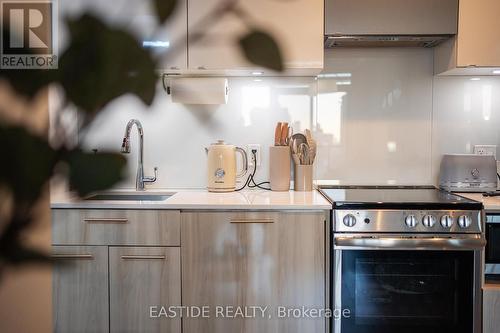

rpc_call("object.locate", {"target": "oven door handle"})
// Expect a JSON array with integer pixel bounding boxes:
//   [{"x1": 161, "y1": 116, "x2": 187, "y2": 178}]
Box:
[{"x1": 334, "y1": 236, "x2": 486, "y2": 251}]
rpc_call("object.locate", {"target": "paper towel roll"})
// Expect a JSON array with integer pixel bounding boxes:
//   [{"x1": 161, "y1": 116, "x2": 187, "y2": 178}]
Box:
[{"x1": 170, "y1": 77, "x2": 228, "y2": 104}]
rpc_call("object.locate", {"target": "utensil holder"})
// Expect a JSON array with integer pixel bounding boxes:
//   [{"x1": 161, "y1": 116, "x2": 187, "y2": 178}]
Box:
[
  {"x1": 269, "y1": 146, "x2": 291, "y2": 191},
  {"x1": 294, "y1": 165, "x2": 313, "y2": 191}
]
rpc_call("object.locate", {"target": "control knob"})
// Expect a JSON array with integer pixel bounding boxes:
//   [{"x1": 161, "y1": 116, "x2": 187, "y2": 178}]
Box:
[
  {"x1": 440, "y1": 215, "x2": 454, "y2": 228},
  {"x1": 458, "y1": 215, "x2": 472, "y2": 228},
  {"x1": 422, "y1": 215, "x2": 436, "y2": 228},
  {"x1": 343, "y1": 214, "x2": 357, "y2": 227},
  {"x1": 405, "y1": 215, "x2": 417, "y2": 228}
]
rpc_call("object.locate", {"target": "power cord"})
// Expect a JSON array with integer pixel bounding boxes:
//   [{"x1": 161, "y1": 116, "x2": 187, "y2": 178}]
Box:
[{"x1": 236, "y1": 149, "x2": 271, "y2": 191}]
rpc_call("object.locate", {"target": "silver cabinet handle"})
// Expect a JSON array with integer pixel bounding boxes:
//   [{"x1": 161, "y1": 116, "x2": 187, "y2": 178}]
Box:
[
  {"x1": 52, "y1": 254, "x2": 94, "y2": 260},
  {"x1": 121, "y1": 255, "x2": 166, "y2": 260},
  {"x1": 84, "y1": 218, "x2": 128, "y2": 224},
  {"x1": 230, "y1": 218, "x2": 274, "y2": 224},
  {"x1": 335, "y1": 236, "x2": 486, "y2": 251}
]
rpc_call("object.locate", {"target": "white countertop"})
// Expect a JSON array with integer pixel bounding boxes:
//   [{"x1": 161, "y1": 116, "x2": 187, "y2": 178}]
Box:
[
  {"x1": 50, "y1": 188, "x2": 331, "y2": 210},
  {"x1": 456, "y1": 192, "x2": 500, "y2": 212}
]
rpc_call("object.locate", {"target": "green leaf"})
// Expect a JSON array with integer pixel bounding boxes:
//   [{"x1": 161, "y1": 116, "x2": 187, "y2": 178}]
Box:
[
  {"x1": 65, "y1": 150, "x2": 127, "y2": 197},
  {"x1": 59, "y1": 14, "x2": 158, "y2": 115},
  {"x1": 0, "y1": 125, "x2": 57, "y2": 201},
  {"x1": 239, "y1": 30, "x2": 284, "y2": 72},
  {"x1": 153, "y1": 0, "x2": 178, "y2": 24}
]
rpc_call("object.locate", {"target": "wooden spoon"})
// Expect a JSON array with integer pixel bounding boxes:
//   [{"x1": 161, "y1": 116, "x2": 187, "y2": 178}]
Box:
[{"x1": 274, "y1": 122, "x2": 282, "y2": 146}]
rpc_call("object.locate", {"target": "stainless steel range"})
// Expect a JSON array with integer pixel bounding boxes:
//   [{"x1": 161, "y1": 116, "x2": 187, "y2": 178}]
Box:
[{"x1": 318, "y1": 186, "x2": 485, "y2": 333}]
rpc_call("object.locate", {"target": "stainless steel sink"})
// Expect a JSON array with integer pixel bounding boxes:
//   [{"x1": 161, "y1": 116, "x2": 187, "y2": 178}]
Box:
[{"x1": 84, "y1": 194, "x2": 172, "y2": 201}]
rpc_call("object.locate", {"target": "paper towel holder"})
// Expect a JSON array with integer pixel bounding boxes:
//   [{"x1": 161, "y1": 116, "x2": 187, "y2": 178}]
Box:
[
  {"x1": 162, "y1": 75, "x2": 230, "y2": 105},
  {"x1": 162, "y1": 74, "x2": 230, "y2": 95}
]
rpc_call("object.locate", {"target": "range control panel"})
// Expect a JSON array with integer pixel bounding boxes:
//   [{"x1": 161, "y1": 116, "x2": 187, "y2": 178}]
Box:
[{"x1": 335, "y1": 210, "x2": 483, "y2": 234}]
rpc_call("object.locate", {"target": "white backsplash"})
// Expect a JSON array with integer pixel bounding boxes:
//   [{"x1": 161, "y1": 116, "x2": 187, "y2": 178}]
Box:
[
  {"x1": 80, "y1": 77, "x2": 317, "y2": 188},
  {"x1": 432, "y1": 76, "x2": 500, "y2": 183},
  {"x1": 316, "y1": 48, "x2": 433, "y2": 185},
  {"x1": 74, "y1": 48, "x2": 500, "y2": 189}
]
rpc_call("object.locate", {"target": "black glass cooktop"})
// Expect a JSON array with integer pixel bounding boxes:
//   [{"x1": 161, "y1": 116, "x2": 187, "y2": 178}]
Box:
[{"x1": 318, "y1": 186, "x2": 483, "y2": 210}]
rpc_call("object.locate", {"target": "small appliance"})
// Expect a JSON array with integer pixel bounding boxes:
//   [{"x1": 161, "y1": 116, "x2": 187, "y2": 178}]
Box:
[
  {"x1": 205, "y1": 140, "x2": 248, "y2": 192},
  {"x1": 439, "y1": 154, "x2": 497, "y2": 192}
]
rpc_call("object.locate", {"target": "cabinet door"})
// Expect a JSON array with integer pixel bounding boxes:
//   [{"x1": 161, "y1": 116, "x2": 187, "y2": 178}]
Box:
[
  {"x1": 457, "y1": 0, "x2": 500, "y2": 67},
  {"x1": 187, "y1": 0, "x2": 323, "y2": 73},
  {"x1": 181, "y1": 211, "x2": 326, "y2": 333},
  {"x1": 483, "y1": 285, "x2": 500, "y2": 333},
  {"x1": 109, "y1": 247, "x2": 181, "y2": 333},
  {"x1": 59, "y1": 0, "x2": 188, "y2": 70},
  {"x1": 53, "y1": 246, "x2": 109, "y2": 333}
]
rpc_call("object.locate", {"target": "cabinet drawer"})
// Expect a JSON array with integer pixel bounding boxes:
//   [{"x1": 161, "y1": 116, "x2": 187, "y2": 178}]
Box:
[{"x1": 52, "y1": 209, "x2": 180, "y2": 246}]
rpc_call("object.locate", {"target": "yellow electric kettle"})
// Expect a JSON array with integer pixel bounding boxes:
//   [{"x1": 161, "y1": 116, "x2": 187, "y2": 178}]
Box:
[{"x1": 205, "y1": 140, "x2": 248, "y2": 192}]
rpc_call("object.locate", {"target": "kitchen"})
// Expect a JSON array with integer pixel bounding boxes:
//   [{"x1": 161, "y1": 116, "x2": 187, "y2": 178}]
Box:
[{"x1": 1, "y1": 0, "x2": 500, "y2": 332}]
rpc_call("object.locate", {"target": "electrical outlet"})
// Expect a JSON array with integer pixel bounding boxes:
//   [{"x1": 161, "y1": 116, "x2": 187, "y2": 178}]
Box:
[
  {"x1": 473, "y1": 145, "x2": 497, "y2": 159},
  {"x1": 247, "y1": 144, "x2": 261, "y2": 167}
]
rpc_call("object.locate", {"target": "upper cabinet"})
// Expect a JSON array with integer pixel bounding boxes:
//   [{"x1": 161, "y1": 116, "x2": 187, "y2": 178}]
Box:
[
  {"x1": 59, "y1": 0, "x2": 323, "y2": 75},
  {"x1": 59, "y1": 0, "x2": 188, "y2": 70},
  {"x1": 186, "y1": 0, "x2": 324, "y2": 75},
  {"x1": 435, "y1": 0, "x2": 500, "y2": 75}
]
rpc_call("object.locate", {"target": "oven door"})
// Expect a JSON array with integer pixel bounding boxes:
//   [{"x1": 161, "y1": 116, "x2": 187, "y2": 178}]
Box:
[{"x1": 333, "y1": 234, "x2": 484, "y2": 333}]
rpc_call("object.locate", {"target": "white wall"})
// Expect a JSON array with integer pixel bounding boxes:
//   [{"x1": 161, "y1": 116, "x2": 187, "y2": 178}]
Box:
[{"x1": 78, "y1": 48, "x2": 500, "y2": 189}]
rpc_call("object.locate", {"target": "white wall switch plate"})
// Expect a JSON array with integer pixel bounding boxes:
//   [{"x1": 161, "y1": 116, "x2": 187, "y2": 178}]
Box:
[
  {"x1": 247, "y1": 144, "x2": 261, "y2": 167},
  {"x1": 473, "y1": 145, "x2": 497, "y2": 159}
]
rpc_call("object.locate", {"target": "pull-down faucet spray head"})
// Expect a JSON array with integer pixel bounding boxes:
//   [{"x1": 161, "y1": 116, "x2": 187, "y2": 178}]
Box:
[{"x1": 121, "y1": 137, "x2": 130, "y2": 153}]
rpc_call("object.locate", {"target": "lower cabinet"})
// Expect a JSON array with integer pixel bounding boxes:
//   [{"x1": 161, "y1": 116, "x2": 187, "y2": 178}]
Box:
[
  {"x1": 52, "y1": 246, "x2": 109, "y2": 333},
  {"x1": 484, "y1": 285, "x2": 500, "y2": 333},
  {"x1": 53, "y1": 246, "x2": 181, "y2": 333},
  {"x1": 109, "y1": 247, "x2": 181, "y2": 333},
  {"x1": 181, "y1": 211, "x2": 327, "y2": 333},
  {"x1": 53, "y1": 209, "x2": 328, "y2": 333}
]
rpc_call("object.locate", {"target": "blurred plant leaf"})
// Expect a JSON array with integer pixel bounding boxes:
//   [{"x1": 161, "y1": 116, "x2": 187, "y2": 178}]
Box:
[
  {"x1": 65, "y1": 150, "x2": 127, "y2": 196},
  {"x1": 0, "y1": 125, "x2": 57, "y2": 201},
  {"x1": 59, "y1": 14, "x2": 158, "y2": 115},
  {"x1": 0, "y1": 68, "x2": 57, "y2": 99},
  {"x1": 239, "y1": 30, "x2": 284, "y2": 72},
  {"x1": 0, "y1": 242, "x2": 51, "y2": 265},
  {"x1": 153, "y1": 0, "x2": 178, "y2": 24},
  {"x1": 0, "y1": 27, "x2": 57, "y2": 98}
]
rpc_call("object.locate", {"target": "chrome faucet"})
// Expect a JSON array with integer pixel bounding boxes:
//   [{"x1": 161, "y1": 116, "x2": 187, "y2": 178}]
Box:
[{"x1": 121, "y1": 119, "x2": 157, "y2": 191}]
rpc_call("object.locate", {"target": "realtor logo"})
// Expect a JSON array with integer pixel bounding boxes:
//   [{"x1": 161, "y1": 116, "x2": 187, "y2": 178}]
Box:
[{"x1": 1, "y1": 0, "x2": 58, "y2": 69}]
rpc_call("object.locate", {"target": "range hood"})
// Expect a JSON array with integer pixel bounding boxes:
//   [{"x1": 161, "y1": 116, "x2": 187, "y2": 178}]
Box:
[{"x1": 325, "y1": 0, "x2": 458, "y2": 48}]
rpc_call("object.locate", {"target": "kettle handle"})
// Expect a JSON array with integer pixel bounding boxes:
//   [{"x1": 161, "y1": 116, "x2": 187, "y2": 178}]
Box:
[{"x1": 235, "y1": 147, "x2": 248, "y2": 178}]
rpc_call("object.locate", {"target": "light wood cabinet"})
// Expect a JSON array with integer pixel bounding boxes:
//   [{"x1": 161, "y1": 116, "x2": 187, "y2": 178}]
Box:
[
  {"x1": 435, "y1": 0, "x2": 500, "y2": 75},
  {"x1": 483, "y1": 284, "x2": 500, "y2": 333},
  {"x1": 53, "y1": 208, "x2": 328, "y2": 333},
  {"x1": 109, "y1": 247, "x2": 181, "y2": 333},
  {"x1": 52, "y1": 209, "x2": 180, "y2": 246},
  {"x1": 187, "y1": 0, "x2": 324, "y2": 75},
  {"x1": 53, "y1": 209, "x2": 182, "y2": 333},
  {"x1": 181, "y1": 211, "x2": 327, "y2": 333},
  {"x1": 52, "y1": 246, "x2": 109, "y2": 333}
]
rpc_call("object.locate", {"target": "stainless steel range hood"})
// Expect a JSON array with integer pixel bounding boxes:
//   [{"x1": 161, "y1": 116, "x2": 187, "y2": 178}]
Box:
[
  {"x1": 325, "y1": 0, "x2": 458, "y2": 48},
  {"x1": 324, "y1": 35, "x2": 452, "y2": 48}
]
